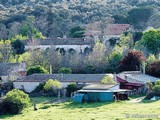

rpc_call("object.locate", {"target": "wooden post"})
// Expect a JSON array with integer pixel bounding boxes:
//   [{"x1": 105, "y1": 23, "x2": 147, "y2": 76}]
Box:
[{"x1": 34, "y1": 102, "x2": 37, "y2": 111}]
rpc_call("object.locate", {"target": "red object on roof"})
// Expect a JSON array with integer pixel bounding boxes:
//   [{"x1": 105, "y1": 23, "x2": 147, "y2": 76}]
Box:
[
  {"x1": 116, "y1": 76, "x2": 127, "y2": 83},
  {"x1": 124, "y1": 82, "x2": 144, "y2": 87},
  {"x1": 18, "y1": 71, "x2": 27, "y2": 77}
]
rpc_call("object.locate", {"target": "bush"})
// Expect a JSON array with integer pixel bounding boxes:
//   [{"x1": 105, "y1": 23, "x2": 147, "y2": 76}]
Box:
[
  {"x1": 27, "y1": 65, "x2": 49, "y2": 75},
  {"x1": 43, "y1": 79, "x2": 62, "y2": 96},
  {"x1": 3, "y1": 89, "x2": 30, "y2": 114},
  {"x1": 146, "y1": 61, "x2": 160, "y2": 78},
  {"x1": 0, "y1": 101, "x2": 6, "y2": 115},
  {"x1": 58, "y1": 67, "x2": 72, "y2": 74},
  {"x1": 11, "y1": 39, "x2": 25, "y2": 54},
  {"x1": 145, "y1": 92, "x2": 156, "y2": 100},
  {"x1": 153, "y1": 80, "x2": 160, "y2": 95},
  {"x1": 31, "y1": 83, "x2": 45, "y2": 93},
  {"x1": 66, "y1": 83, "x2": 78, "y2": 97}
]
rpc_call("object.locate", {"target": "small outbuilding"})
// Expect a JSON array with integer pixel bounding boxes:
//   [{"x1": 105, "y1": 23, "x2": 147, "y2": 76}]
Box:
[{"x1": 73, "y1": 84, "x2": 131, "y2": 103}]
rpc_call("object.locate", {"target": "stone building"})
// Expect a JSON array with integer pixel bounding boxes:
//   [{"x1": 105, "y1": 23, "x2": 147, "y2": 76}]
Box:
[{"x1": 0, "y1": 62, "x2": 27, "y2": 84}]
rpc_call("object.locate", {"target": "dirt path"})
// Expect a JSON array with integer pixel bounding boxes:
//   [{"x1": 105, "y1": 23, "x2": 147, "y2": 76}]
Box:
[{"x1": 127, "y1": 97, "x2": 145, "y2": 103}]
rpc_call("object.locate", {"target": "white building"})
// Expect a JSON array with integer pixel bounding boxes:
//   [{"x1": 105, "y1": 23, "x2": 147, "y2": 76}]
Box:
[
  {"x1": 13, "y1": 74, "x2": 112, "y2": 93},
  {"x1": 0, "y1": 62, "x2": 26, "y2": 84},
  {"x1": 22, "y1": 38, "x2": 94, "y2": 54}
]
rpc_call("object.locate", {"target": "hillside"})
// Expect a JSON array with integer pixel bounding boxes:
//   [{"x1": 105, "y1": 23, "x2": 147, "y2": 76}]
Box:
[{"x1": 0, "y1": 0, "x2": 160, "y2": 39}]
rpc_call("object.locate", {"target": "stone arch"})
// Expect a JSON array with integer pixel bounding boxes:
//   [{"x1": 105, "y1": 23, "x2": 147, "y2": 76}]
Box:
[
  {"x1": 59, "y1": 48, "x2": 66, "y2": 55},
  {"x1": 68, "y1": 48, "x2": 76, "y2": 55},
  {"x1": 84, "y1": 47, "x2": 92, "y2": 55}
]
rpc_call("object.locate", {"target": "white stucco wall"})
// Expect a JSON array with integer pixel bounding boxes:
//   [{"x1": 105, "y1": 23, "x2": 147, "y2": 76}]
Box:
[
  {"x1": 13, "y1": 81, "x2": 93, "y2": 93},
  {"x1": 25, "y1": 45, "x2": 91, "y2": 53},
  {"x1": 13, "y1": 82, "x2": 41, "y2": 93}
]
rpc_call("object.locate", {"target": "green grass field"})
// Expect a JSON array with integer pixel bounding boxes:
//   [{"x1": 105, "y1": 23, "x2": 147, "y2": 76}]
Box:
[{"x1": 1, "y1": 96, "x2": 160, "y2": 120}]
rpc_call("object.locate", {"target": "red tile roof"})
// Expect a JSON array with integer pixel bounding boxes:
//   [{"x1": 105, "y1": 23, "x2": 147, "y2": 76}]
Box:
[{"x1": 105, "y1": 24, "x2": 130, "y2": 35}]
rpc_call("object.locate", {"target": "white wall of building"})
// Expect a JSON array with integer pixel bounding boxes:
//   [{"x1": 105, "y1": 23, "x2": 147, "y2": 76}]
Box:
[
  {"x1": 13, "y1": 82, "x2": 41, "y2": 93},
  {"x1": 13, "y1": 81, "x2": 92, "y2": 93}
]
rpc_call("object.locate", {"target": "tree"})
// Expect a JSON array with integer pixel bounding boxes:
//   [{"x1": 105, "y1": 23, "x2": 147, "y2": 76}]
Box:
[
  {"x1": 146, "y1": 60, "x2": 160, "y2": 78},
  {"x1": 0, "y1": 23, "x2": 8, "y2": 39},
  {"x1": 101, "y1": 75, "x2": 116, "y2": 84},
  {"x1": 127, "y1": 7, "x2": 154, "y2": 29},
  {"x1": 47, "y1": 47, "x2": 62, "y2": 73},
  {"x1": 107, "y1": 46, "x2": 123, "y2": 73},
  {"x1": 153, "y1": 80, "x2": 160, "y2": 94},
  {"x1": 86, "y1": 41, "x2": 106, "y2": 73},
  {"x1": 141, "y1": 28, "x2": 160, "y2": 55},
  {"x1": 4, "y1": 89, "x2": 30, "y2": 114},
  {"x1": 21, "y1": 16, "x2": 35, "y2": 39},
  {"x1": 11, "y1": 40, "x2": 25, "y2": 54},
  {"x1": 146, "y1": 54, "x2": 157, "y2": 65},
  {"x1": 146, "y1": 81, "x2": 153, "y2": 94},
  {"x1": 69, "y1": 26, "x2": 85, "y2": 38},
  {"x1": 0, "y1": 40, "x2": 12, "y2": 62},
  {"x1": 27, "y1": 65, "x2": 49, "y2": 75},
  {"x1": 66, "y1": 83, "x2": 78, "y2": 97},
  {"x1": 58, "y1": 67, "x2": 72, "y2": 74},
  {"x1": 43, "y1": 79, "x2": 62, "y2": 92},
  {"x1": 118, "y1": 33, "x2": 133, "y2": 49},
  {"x1": 119, "y1": 50, "x2": 146, "y2": 72}
]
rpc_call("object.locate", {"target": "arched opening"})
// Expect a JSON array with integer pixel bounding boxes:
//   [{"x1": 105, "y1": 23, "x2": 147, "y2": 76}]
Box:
[
  {"x1": 60, "y1": 48, "x2": 66, "y2": 56},
  {"x1": 84, "y1": 47, "x2": 92, "y2": 55},
  {"x1": 68, "y1": 48, "x2": 76, "y2": 55}
]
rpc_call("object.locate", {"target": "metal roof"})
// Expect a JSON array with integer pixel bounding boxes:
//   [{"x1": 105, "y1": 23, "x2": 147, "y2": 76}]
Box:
[
  {"x1": 0, "y1": 63, "x2": 20, "y2": 76},
  {"x1": 78, "y1": 89, "x2": 111, "y2": 93},
  {"x1": 21, "y1": 38, "x2": 94, "y2": 46},
  {"x1": 14, "y1": 74, "x2": 110, "y2": 83}
]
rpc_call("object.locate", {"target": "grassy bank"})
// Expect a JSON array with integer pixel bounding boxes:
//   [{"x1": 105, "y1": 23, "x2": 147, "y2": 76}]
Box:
[{"x1": 1, "y1": 96, "x2": 160, "y2": 120}]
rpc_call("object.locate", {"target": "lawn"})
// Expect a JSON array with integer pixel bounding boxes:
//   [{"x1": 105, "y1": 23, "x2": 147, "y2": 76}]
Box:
[{"x1": 1, "y1": 96, "x2": 160, "y2": 120}]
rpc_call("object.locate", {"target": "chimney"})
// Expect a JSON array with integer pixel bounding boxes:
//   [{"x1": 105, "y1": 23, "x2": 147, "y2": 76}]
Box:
[{"x1": 50, "y1": 65, "x2": 52, "y2": 74}]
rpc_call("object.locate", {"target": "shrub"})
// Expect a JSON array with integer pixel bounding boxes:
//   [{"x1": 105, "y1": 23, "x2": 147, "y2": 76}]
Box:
[
  {"x1": 27, "y1": 65, "x2": 49, "y2": 75},
  {"x1": 146, "y1": 61, "x2": 160, "y2": 78},
  {"x1": 153, "y1": 80, "x2": 160, "y2": 95},
  {"x1": 0, "y1": 101, "x2": 6, "y2": 115},
  {"x1": 101, "y1": 75, "x2": 116, "y2": 84},
  {"x1": 118, "y1": 50, "x2": 146, "y2": 72},
  {"x1": 66, "y1": 83, "x2": 78, "y2": 97},
  {"x1": 11, "y1": 39, "x2": 25, "y2": 54},
  {"x1": 58, "y1": 67, "x2": 72, "y2": 74},
  {"x1": 145, "y1": 92, "x2": 156, "y2": 100},
  {"x1": 43, "y1": 79, "x2": 62, "y2": 96},
  {"x1": 31, "y1": 83, "x2": 45, "y2": 93},
  {"x1": 4, "y1": 89, "x2": 30, "y2": 114}
]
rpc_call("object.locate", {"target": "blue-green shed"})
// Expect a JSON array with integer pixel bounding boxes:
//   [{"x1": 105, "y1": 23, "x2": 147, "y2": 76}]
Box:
[{"x1": 73, "y1": 90, "x2": 113, "y2": 102}]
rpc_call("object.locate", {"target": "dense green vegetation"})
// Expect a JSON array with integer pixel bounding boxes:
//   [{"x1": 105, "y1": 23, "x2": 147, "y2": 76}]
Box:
[
  {"x1": 27, "y1": 65, "x2": 49, "y2": 75},
  {"x1": 0, "y1": 0, "x2": 160, "y2": 76},
  {"x1": 0, "y1": 0, "x2": 160, "y2": 39},
  {"x1": 0, "y1": 89, "x2": 30, "y2": 115}
]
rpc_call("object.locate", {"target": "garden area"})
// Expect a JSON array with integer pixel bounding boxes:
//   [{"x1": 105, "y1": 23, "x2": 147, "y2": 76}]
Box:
[{"x1": 1, "y1": 95, "x2": 160, "y2": 120}]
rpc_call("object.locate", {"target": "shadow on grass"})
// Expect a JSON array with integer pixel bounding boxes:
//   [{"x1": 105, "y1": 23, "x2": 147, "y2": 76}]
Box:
[
  {"x1": 30, "y1": 96, "x2": 56, "y2": 104},
  {"x1": 63, "y1": 101, "x2": 113, "y2": 109},
  {"x1": 129, "y1": 94, "x2": 145, "y2": 99},
  {"x1": 0, "y1": 114, "x2": 19, "y2": 119},
  {"x1": 141, "y1": 99, "x2": 159, "y2": 103}
]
